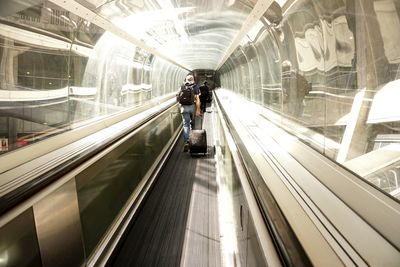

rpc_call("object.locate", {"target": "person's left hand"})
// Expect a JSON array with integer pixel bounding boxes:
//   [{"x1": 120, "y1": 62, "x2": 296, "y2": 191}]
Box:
[{"x1": 196, "y1": 110, "x2": 201, "y2": 117}]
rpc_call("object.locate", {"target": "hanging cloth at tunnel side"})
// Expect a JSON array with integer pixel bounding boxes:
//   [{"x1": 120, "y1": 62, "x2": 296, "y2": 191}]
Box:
[{"x1": 177, "y1": 84, "x2": 195, "y2": 105}]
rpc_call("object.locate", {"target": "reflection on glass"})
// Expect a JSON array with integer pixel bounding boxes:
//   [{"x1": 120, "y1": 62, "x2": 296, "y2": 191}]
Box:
[
  {"x1": 0, "y1": 0, "x2": 187, "y2": 156},
  {"x1": 366, "y1": 162, "x2": 400, "y2": 197},
  {"x1": 220, "y1": 0, "x2": 400, "y2": 199}
]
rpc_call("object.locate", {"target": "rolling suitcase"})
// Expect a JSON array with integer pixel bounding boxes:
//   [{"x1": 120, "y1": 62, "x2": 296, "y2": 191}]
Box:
[{"x1": 189, "y1": 129, "x2": 207, "y2": 155}]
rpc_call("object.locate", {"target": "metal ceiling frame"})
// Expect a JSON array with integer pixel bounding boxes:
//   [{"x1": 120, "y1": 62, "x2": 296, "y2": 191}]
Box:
[
  {"x1": 50, "y1": 0, "x2": 275, "y2": 72},
  {"x1": 215, "y1": 0, "x2": 274, "y2": 70}
]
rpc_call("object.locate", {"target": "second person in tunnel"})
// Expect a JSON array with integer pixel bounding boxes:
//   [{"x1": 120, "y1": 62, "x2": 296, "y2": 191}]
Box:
[
  {"x1": 177, "y1": 73, "x2": 201, "y2": 152},
  {"x1": 199, "y1": 81, "x2": 210, "y2": 113}
]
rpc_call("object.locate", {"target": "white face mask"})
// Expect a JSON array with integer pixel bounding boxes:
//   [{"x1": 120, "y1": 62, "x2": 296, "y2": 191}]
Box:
[{"x1": 185, "y1": 76, "x2": 194, "y2": 84}]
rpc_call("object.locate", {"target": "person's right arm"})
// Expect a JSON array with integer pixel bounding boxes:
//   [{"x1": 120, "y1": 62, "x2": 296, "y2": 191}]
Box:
[{"x1": 195, "y1": 95, "x2": 201, "y2": 117}]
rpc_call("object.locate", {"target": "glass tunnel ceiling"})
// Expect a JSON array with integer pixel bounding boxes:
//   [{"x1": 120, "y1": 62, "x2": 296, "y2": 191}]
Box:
[{"x1": 73, "y1": 0, "x2": 264, "y2": 70}]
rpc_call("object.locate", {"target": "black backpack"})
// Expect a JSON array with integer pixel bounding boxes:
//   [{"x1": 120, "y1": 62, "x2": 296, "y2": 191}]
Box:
[
  {"x1": 199, "y1": 86, "x2": 209, "y2": 99},
  {"x1": 178, "y1": 84, "x2": 195, "y2": 105}
]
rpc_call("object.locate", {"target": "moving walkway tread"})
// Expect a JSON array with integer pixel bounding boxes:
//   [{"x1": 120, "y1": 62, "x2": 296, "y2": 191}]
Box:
[{"x1": 108, "y1": 109, "x2": 220, "y2": 267}]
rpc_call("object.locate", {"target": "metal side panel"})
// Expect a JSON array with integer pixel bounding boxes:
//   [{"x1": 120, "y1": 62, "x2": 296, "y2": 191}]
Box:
[
  {"x1": 0, "y1": 208, "x2": 42, "y2": 267},
  {"x1": 33, "y1": 179, "x2": 85, "y2": 267}
]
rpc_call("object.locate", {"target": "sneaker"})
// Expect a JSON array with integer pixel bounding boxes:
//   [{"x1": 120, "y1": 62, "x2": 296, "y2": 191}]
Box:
[{"x1": 183, "y1": 142, "x2": 189, "y2": 152}]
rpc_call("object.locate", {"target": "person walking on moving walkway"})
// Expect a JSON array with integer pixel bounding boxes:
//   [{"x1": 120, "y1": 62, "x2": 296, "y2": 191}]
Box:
[
  {"x1": 199, "y1": 81, "x2": 210, "y2": 113},
  {"x1": 177, "y1": 74, "x2": 201, "y2": 152}
]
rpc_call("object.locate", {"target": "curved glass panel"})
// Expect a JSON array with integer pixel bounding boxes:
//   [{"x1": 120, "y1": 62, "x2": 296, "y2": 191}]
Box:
[
  {"x1": 0, "y1": 0, "x2": 187, "y2": 157},
  {"x1": 220, "y1": 0, "x2": 400, "y2": 200},
  {"x1": 75, "y1": 0, "x2": 253, "y2": 70}
]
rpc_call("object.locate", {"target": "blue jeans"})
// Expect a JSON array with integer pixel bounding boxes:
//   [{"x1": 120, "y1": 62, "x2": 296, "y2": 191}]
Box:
[{"x1": 180, "y1": 104, "x2": 195, "y2": 142}]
